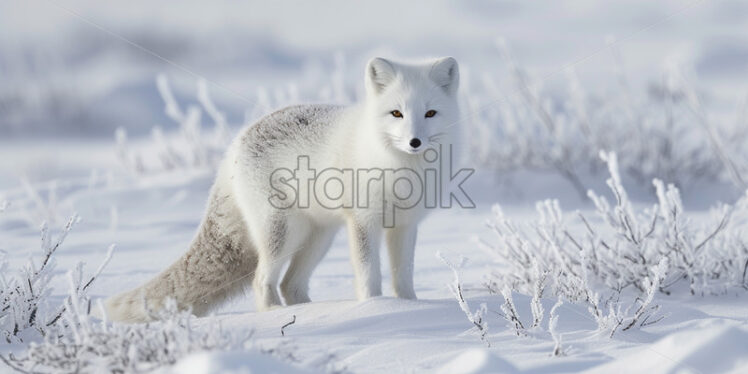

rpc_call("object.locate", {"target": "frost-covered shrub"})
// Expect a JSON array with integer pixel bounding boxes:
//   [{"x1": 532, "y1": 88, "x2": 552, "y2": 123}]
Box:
[
  {"x1": 467, "y1": 40, "x2": 748, "y2": 195},
  {"x1": 0, "y1": 214, "x2": 202, "y2": 371},
  {"x1": 483, "y1": 151, "x2": 748, "y2": 298},
  {"x1": 116, "y1": 76, "x2": 233, "y2": 176},
  {"x1": 0, "y1": 215, "x2": 83, "y2": 343},
  {"x1": 478, "y1": 151, "x2": 748, "y2": 338},
  {"x1": 2, "y1": 293, "x2": 248, "y2": 374}
]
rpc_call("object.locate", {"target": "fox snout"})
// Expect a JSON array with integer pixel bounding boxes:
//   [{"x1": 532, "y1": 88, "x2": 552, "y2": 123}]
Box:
[{"x1": 409, "y1": 138, "x2": 422, "y2": 150}]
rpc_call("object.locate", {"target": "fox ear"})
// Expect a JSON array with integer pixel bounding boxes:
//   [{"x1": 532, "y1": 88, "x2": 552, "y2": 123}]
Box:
[
  {"x1": 429, "y1": 57, "x2": 459, "y2": 95},
  {"x1": 365, "y1": 57, "x2": 397, "y2": 95}
]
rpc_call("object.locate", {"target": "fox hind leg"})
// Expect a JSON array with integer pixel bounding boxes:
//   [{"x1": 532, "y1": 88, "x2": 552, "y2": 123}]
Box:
[
  {"x1": 281, "y1": 225, "x2": 337, "y2": 305},
  {"x1": 251, "y1": 216, "x2": 291, "y2": 311}
]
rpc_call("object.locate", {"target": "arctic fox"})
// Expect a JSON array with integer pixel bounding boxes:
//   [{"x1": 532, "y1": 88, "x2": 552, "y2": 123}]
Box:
[{"x1": 104, "y1": 57, "x2": 461, "y2": 322}]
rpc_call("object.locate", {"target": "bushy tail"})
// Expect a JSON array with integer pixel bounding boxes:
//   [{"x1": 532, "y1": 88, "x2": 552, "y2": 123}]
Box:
[{"x1": 103, "y1": 187, "x2": 256, "y2": 323}]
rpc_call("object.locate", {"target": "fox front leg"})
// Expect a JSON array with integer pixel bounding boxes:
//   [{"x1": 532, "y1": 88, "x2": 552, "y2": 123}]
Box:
[
  {"x1": 346, "y1": 219, "x2": 383, "y2": 300},
  {"x1": 385, "y1": 224, "x2": 417, "y2": 299}
]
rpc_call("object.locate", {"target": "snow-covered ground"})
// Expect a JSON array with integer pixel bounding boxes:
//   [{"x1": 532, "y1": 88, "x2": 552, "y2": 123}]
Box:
[
  {"x1": 2, "y1": 141, "x2": 747, "y2": 373},
  {"x1": 3, "y1": 0, "x2": 748, "y2": 373}
]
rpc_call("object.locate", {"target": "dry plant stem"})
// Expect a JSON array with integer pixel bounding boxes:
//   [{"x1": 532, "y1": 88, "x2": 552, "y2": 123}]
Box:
[
  {"x1": 438, "y1": 252, "x2": 490, "y2": 346},
  {"x1": 281, "y1": 315, "x2": 296, "y2": 337}
]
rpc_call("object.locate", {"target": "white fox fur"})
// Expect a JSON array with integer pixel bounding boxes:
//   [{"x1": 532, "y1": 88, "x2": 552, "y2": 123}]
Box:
[{"x1": 103, "y1": 57, "x2": 460, "y2": 322}]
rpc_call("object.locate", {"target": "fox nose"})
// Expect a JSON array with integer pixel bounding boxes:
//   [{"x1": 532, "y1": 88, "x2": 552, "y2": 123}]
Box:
[{"x1": 409, "y1": 138, "x2": 422, "y2": 149}]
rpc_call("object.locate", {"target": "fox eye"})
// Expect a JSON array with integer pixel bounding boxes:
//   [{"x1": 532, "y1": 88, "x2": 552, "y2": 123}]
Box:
[
  {"x1": 390, "y1": 110, "x2": 403, "y2": 118},
  {"x1": 425, "y1": 110, "x2": 437, "y2": 118}
]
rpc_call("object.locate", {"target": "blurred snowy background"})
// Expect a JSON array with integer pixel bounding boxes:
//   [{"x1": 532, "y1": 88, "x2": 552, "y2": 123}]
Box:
[
  {"x1": 3, "y1": 1, "x2": 748, "y2": 373},
  {"x1": 2, "y1": 0, "x2": 748, "y2": 192},
  {"x1": 4, "y1": 0, "x2": 747, "y2": 131}
]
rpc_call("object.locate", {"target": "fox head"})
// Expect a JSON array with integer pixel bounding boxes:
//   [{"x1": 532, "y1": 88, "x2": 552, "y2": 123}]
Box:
[{"x1": 364, "y1": 57, "x2": 460, "y2": 155}]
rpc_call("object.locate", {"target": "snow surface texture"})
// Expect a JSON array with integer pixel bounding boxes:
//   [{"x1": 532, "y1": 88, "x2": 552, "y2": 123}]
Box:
[
  {"x1": 2, "y1": 143, "x2": 748, "y2": 373},
  {"x1": 3, "y1": 0, "x2": 748, "y2": 373}
]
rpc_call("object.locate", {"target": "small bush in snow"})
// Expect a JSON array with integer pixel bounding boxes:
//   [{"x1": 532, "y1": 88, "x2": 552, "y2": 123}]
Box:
[
  {"x1": 116, "y1": 76, "x2": 233, "y2": 176},
  {"x1": 1, "y1": 215, "x2": 82, "y2": 343},
  {"x1": 481, "y1": 151, "x2": 748, "y2": 337},
  {"x1": 484, "y1": 151, "x2": 747, "y2": 298},
  {"x1": 0, "y1": 216, "x2": 219, "y2": 373},
  {"x1": 467, "y1": 40, "x2": 748, "y2": 195},
  {"x1": 3, "y1": 293, "x2": 248, "y2": 374}
]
